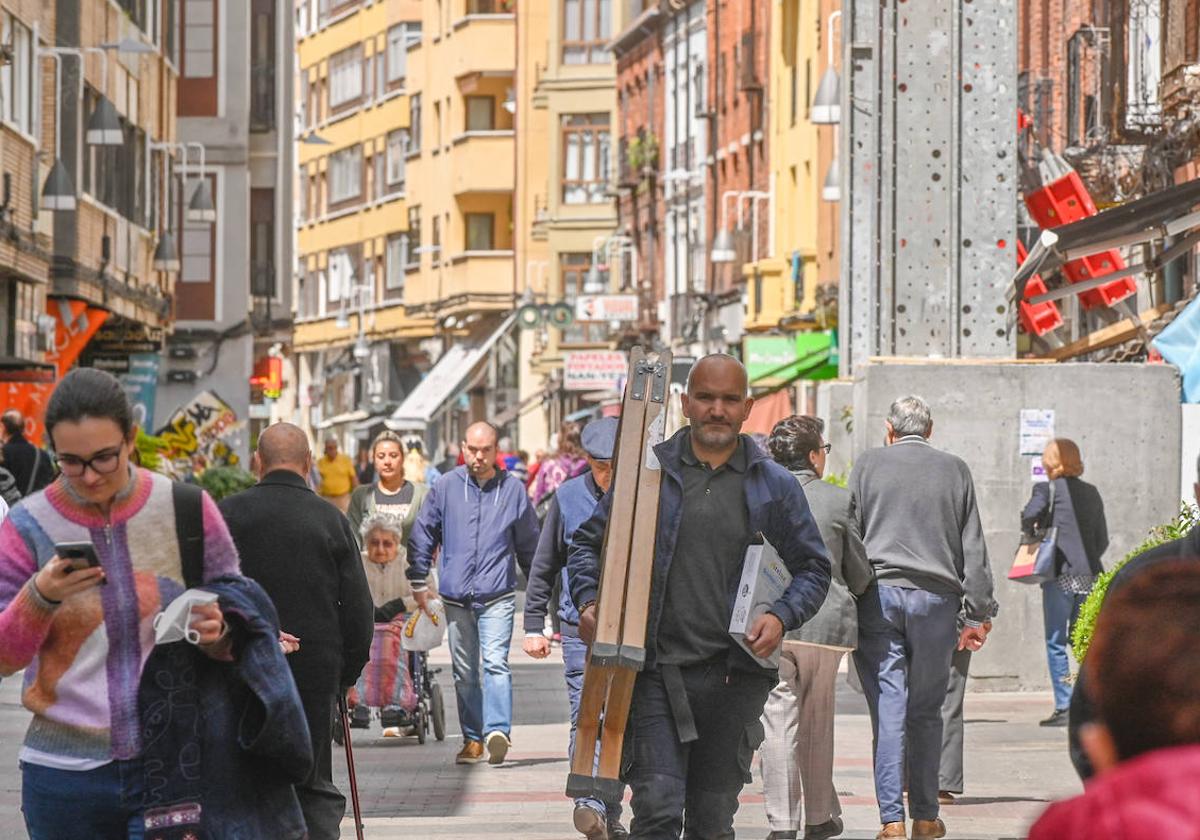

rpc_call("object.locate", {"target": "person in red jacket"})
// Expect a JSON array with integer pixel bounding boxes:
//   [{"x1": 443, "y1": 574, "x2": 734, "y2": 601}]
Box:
[{"x1": 1028, "y1": 559, "x2": 1200, "y2": 840}]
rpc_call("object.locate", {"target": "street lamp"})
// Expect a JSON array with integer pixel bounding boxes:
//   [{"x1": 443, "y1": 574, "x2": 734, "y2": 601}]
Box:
[
  {"x1": 710, "y1": 229, "x2": 736, "y2": 264},
  {"x1": 300, "y1": 132, "x2": 332, "y2": 145},
  {"x1": 41, "y1": 160, "x2": 76, "y2": 211},
  {"x1": 822, "y1": 157, "x2": 840, "y2": 203},
  {"x1": 152, "y1": 231, "x2": 180, "y2": 272},
  {"x1": 711, "y1": 189, "x2": 774, "y2": 264},
  {"x1": 811, "y1": 11, "x2": 842, "y2": 125}
]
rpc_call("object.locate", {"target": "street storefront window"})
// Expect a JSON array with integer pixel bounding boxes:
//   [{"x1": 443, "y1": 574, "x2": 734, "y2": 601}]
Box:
[
  {"x1": 562, "y1": 0, "x2": 611, "y2": 65},
  {"x1": 386, "y1": 130, "x2": 407, "y2": 188},
  {"x1": 562, "y1": 113, "x2": 610, "y2": 205},
  {"x1": 386, "y1": 233, "x2": 408, "y2": 295},
  {"x1": 328, "y1": 145, "x2": 363, "y2": 205},
  {"x1": 329, "y1": 43, "x2": 364, "y2": 109},
  {"x1": 560, "y1": 252, "x2": 607, "y2": 344},
  {"x1": 0, "y1": 13, "x2": 33, "y2": 136},
  {"x1": 465, "y1": 213, "x2": 494, "y2": 251}
]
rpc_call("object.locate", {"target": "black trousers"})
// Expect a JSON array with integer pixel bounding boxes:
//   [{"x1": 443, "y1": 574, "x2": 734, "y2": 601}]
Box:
[
  {"x1": 296, "y1": 685, "x2": 348, "y2": 840},
  {"x1": 623, "y1": 662, "x2": 774, "y2": 840}
]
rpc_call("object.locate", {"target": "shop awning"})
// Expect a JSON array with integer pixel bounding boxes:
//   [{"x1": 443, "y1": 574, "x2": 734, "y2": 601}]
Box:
[
  {"x1": 386, "y1": 314, "x2": 516, "y2": 431},
  {"x1": 315, "y1": 409, "x2": 369, "y2": 431},
  {"x1": 1006, "y1": 177, "x2": 1200, "y2": 326}
]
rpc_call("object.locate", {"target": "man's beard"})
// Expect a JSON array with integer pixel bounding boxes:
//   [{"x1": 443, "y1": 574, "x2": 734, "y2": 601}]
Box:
[{"x1": 692, "y1": 421, "x2": 736, "y2": 449}]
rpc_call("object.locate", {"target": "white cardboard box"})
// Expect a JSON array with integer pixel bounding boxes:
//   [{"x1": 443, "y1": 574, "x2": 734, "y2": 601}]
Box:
[{"x1": 729, "y1": 538, "x2": 793, "y2": 668}]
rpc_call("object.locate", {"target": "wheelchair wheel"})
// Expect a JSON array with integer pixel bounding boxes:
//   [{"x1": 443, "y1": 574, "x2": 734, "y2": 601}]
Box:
[
  {"x1": 431, "y1": 682, "x2": 447, "y2": 742},
  {"x1": 416, "y1": 703, "x2": 427, "y2": 744}
]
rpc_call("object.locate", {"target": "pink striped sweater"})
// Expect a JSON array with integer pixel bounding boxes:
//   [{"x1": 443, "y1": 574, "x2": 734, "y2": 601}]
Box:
[{"x1": 0, "y1": 468, "x2": 241, "y2": 764}]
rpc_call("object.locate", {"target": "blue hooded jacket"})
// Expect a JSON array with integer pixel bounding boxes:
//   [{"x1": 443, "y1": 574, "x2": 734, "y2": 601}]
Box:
[
  {"x1": 407, "y1": 466, "x2": 541, "y2": 607},
  {"x1": 567, "y1": 429, "x2": 832, "y2": 673}
]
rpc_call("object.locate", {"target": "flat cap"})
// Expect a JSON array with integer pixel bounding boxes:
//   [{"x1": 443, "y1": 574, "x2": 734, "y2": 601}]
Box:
[{"x1": 581, "y1": 417, "x2": 619, "y2": 460}]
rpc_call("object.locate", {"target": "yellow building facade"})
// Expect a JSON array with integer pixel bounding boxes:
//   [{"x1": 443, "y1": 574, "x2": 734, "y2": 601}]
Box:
[
  {"x1": 515, "y1": 1, "x2": 625, "y2": 452},
  {"x1": 743, "y1": 0, "x2": 839, "y2": 335}
]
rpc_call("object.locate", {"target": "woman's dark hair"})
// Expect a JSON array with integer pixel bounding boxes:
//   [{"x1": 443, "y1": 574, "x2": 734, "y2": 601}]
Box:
[
  {"x1": 768, "y1": 415, "x2": 825, "y2": 472},
  {"x1": 45, "y1": 368, "x2": 135, "y2": 446},
  {"x1": 1089, "y1": 560, "x2": 1200, "y2": 762}
]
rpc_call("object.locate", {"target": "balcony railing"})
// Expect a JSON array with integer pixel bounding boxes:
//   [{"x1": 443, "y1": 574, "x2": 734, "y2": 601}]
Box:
[
  {"x1": 251, "y1": 261, "x2": 276, "y2": 298},
  {"x1": 251, "y1": 64, "x2": 276, "y2": 133}
]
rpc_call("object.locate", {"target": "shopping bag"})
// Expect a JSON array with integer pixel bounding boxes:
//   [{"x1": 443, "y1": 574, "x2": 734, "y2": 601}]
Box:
[
  {"x1": 362, "y1": 620, "x2": 414, "y2": 708},
  {"x1": 401, "y1": 599, "x2": 447, "y2": 652},
  {"x1": 1009, "y1": 482, "x2": 1058, "y2": 584}
]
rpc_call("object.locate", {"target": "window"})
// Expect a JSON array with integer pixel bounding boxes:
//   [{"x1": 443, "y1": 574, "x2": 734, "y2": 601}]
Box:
[
  {"x1": 407, "y1": 205, "x2": 421, "y2": 257},
  {"x1": 562, "y1": 0, "x2": 611, "y2": 64},
  {"x1": 0, "y1": 14, "x2": 33, "y2": 135},
  {"x1": 387, "y1": 23, "x2": 420, "y2": 84},
  {"x1": 561, "y1": 113, "x2": 611, "y2": 205},
  {"x1": 183, "y1": 0, "x2": 215, "y2": 78},
  {"x1": 409, "y1": 94, "x2": 422, "y2": 152},
  {"x1": 329, "y1": 45, "x2": 364, "y2": 109},
  {"x1": 434, "y1": 100, "x2": 442, "y2": 148},
  {"x1": 82, "y1": 88, "x2": 146, "y2": 224},
  {"x1": 250, "y1": 189, "x2": 275, "y2": 297},
  {"x1": 386, "y1": 130, "x2": 407, "y2": 187},
  {"x1": 327, "y1": 247, "x2": 355, "y2": 303},
  {"x1": 560, "y1": 252, "x2": 607, "y2": 343},
  {"x1": 465, "y1": 213, "x2": 494, "y2": 251},
  {"x1": 431, "y1": 215, "x2": 441, "y2": 264},
  {"x1": 465, "y1": 96, "x2": 495, "y2": 131},
  {"x1": 386, "y1": 234, "x2": 408, "y2": 294},
  {"x1": 181, "y1": 176, "x2": 216, "y2": 285},
  {"x1": 165, "y1": 0, "x2": 179, "y2": 65},
  {"x1": 328, "y1": 145, "x2": 363, "y2": 204},
  {"x1": 468, "y1": 0, "x2": 509, "y2": 11},
  {"x1": 250, "y1": 0, "x2": 276, "y2": 132}
]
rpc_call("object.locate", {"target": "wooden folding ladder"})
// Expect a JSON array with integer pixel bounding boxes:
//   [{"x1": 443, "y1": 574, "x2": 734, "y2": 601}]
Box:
[{"x1": 567, "y1": 346, "x2": 672, "y2": 803}]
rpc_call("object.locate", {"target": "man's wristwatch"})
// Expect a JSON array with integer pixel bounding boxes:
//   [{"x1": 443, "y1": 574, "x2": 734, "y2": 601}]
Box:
[{"x1": 579, "y1": 600, "x2": 597, "y2": 613}]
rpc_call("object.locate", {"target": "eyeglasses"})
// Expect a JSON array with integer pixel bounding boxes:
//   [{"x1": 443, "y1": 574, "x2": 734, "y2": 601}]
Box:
[
  {"x1": 55, "y1": 446, "x2": 125, "y2": 478},
  {"x1": 817, "y1": 443, "x2": 832, "y2": 454}
]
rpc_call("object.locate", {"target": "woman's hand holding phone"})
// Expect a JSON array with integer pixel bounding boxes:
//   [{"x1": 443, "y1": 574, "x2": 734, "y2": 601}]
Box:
[{"x1": 34, "y1": 556, "x2": 106, "y2": 604}]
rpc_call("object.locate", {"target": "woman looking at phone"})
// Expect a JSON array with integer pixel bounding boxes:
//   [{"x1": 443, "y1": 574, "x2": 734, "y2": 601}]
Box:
[{"x1": 0, "y1": 368, "x2": 242, "y2": 838}]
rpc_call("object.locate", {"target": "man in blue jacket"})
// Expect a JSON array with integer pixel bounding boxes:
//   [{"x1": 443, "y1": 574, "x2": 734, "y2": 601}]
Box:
[
  {"x1": 568, "y1": 355, "x2": 831, "y2": 839},
  {"x1": 408, "y1": 420, "x2": 540, "y2": 766},
  {"x1": 523, "y1": 417, "x2": 626, "y2": 840}
]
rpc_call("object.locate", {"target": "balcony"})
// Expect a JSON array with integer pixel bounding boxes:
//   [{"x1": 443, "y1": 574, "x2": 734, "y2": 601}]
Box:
[
  {"x1": 449, "y1": 13, "x2": 515, "y2": 79},
  {"x1": 450, "y1": 131, "x2": 515, "y2": 195},
  {"x1": 439, "y1": 251, "x2": 516, "y2": 313}
]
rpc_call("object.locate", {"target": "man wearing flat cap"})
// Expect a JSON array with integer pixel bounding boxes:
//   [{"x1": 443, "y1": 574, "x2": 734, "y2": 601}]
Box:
[{"x1": 523, "y1": 417, "x2": 626, "y2": 840}]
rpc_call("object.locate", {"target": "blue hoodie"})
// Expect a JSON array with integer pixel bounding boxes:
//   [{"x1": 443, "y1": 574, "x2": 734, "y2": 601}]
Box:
[{"x1": 407, "y1": 465, "x2": 541, "y2": 607}]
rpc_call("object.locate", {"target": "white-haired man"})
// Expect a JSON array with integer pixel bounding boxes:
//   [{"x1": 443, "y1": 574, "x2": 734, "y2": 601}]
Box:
[{"x1": 849, "y1": 396, "x2": 997, "y2": 840}]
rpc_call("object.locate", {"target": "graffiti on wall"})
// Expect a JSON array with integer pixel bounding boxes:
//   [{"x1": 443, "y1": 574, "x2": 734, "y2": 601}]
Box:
[{"x1": 156, "y1": 390, "x2": 243, "y2": 467}]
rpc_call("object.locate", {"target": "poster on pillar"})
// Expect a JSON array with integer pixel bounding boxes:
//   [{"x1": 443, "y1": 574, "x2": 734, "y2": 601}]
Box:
[
  {"x1": 119, "y1": 354, "x2": 162, "y2": 431},
  {"x1": 45, "y1": 299, "x2": 109, "y2": 378},
  {"x1": 0, "y1": 368, "x2": 56, "y2": 446},
  {"x1": 156, "y1": 390, "x2": 243, "y2": 470}
]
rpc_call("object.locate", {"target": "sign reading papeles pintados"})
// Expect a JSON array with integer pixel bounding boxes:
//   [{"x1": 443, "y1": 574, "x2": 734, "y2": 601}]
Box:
[
  {"x1": 156, "y1": 390, "x2": 240, "y2": 461},
  {"x1": 563, "y1": 351, "x2": 629, "y2": 392}
]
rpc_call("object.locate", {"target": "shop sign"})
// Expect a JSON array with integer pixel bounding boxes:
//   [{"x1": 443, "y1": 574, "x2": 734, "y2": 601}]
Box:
[
  {"x1": 743, "y1": 331, "x2": 838, "y2": 386},
  {"x1": 575, "y1": 295, "x2": 639, "y2": 323},
  {"x1": 563, "y1": 350, "x2": 628, "y2": 392}
]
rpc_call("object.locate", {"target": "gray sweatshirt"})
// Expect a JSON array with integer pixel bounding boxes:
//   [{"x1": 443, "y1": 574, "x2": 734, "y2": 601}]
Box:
[{"x1": 849, "y1": 436, "x2": 996, "y2": 623}]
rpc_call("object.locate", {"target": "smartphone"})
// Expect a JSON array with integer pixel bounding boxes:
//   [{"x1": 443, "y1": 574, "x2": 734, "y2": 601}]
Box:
[{"x1": 55, "y1": 542, "x2": 102, "y2": 577}]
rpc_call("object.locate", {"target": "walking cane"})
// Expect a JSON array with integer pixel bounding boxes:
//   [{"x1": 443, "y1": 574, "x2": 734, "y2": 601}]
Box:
[{"x1": 337, "y1": 694, "x2": 366, "y2": 840}]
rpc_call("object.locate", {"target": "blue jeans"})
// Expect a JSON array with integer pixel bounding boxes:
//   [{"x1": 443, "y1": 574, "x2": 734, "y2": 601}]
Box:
[
  {"x1": 1042, "y1": 582, "x2": 1086, "y2": 711},
  {"x1": 853, "y1": 584, "x2": 959, "y2": 825},
  {"x1": 22, "y1": 759, "x2": 145, "y2": 840},
  {"x1": 445, "y1": 594, "x2": 515, "y2": 742},
  {"x1": 562, "y1": 627, "x2": 624, "y2": 824}
]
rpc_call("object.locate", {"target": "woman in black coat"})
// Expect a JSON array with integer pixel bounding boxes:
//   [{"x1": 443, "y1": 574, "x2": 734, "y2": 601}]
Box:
[{"x1": 1021, "y1": 438, "x2": 1108, "y2": 727}]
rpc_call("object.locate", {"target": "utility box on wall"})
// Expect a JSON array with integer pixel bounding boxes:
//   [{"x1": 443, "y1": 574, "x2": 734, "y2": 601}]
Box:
[{"x1": 840, "y1": 0, "x2": 1018, "y2": 372}]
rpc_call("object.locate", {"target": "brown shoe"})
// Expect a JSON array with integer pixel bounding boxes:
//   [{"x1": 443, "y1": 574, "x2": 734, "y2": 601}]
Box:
[
  {"x1": 455, "y1": 740, "x2": 484, "y2": 764},
  {"x1": 937, "y1": 790, "x2": 956, "y2": 805},
  {"x1": 876, "y1": 823, "x2": 907, "y2": 839},
  {"x1": 911, "y1": 818, "x2": 946, "y2": 840}
]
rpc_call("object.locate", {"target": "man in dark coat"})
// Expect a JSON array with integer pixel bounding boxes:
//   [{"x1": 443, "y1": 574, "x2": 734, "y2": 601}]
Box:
[
  {"x1": 219, "y1": 422, "x2": 374, "y2": 840},
  {"x1": 569, "y1": 355, "x2": 831, "y2": 839},
  {"x1": 1, "y1": 410, "x2": 54, "y2": 496}
]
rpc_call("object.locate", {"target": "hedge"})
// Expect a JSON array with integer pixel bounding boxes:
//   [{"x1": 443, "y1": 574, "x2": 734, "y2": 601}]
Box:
[{"x1": 1070, "y1": 501, "x2": 1199, "y2": 661}]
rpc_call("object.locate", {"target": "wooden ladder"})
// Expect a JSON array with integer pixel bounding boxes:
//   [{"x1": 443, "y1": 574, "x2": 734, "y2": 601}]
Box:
[{"x1": 567, "y1": 346, "x2": 672, "y2": 803}]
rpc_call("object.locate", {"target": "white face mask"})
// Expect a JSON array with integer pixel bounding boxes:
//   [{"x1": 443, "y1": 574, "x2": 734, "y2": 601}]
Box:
[{"x1": 153, "y1": 590, "x2": 219, "y2": 646}]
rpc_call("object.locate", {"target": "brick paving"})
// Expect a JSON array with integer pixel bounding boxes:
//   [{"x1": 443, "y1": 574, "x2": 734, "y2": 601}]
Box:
[{"x1": 0, "y1": 638, "x2": 1081, "y2": 839}]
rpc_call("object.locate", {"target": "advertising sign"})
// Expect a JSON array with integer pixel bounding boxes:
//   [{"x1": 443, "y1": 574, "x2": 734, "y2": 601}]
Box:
[
  {"x1": 575, "y1": 295, "x2": 639, "y2": 323},
  {"x1": 563, "y1": 351, "x2": 628, "y2": 392},
  {"x1": 156, "y1": 390, "x2": 241, "y2": 463},
  {"x1": 119, "y1": 354, "x2": 161, "y2": 430}
]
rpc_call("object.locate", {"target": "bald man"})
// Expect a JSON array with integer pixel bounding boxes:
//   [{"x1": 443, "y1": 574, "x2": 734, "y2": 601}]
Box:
[
  {"x1": 408, "y1": 420, "x2": 541, "y2": 765},
  {"x1": 568, "y1": 355, "x2": 831, "y2": 840},
  {"x1": 219, "y1": 423, "x2": 373, "y2": 840}
]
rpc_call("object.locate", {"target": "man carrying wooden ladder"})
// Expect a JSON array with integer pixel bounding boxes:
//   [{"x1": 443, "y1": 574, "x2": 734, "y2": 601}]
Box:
[{"x1": 568, "y1": 354, "x2": 832, "y2": 839}]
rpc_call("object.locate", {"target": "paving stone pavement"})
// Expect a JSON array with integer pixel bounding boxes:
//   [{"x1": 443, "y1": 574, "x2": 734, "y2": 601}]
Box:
[{"x1": 0, "y1": 637, "x2": 1081, "y2": 839}]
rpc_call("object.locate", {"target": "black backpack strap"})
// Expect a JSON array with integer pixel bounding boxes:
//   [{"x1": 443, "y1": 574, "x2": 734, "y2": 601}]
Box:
[{"x1": 172, "y1": 482, "x2": 206, "y2": 589}]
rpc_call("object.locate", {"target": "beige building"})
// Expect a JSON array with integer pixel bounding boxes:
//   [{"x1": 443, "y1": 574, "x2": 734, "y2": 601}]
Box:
[{"x1": 515, "y1": 0, "x2": 626, "y2": 452}]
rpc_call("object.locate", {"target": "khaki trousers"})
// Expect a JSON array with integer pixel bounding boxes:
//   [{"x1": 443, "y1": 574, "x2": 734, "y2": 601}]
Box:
[
  {"x1": 322, "y1": 492, "x2": 351, "y2": 513},
  {"x1": 760, "y1": 642, "x2": 846, "y2": 831}
]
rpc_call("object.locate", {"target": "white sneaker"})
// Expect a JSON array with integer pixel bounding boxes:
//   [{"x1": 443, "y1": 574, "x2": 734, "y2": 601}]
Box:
[
  {"x1": 381, "y1": 726, "x2": 403, "y2": 738},
  {"x1": 484, "y1": 730, "x2": 510, "y2": 765}
]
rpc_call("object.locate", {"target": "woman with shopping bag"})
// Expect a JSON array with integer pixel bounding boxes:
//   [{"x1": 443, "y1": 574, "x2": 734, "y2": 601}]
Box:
[{"x1": 1020, "y1": 438, "x2": 1108, "y2": 727}]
